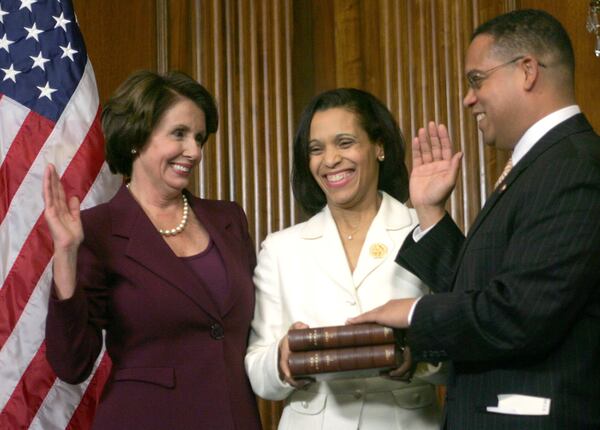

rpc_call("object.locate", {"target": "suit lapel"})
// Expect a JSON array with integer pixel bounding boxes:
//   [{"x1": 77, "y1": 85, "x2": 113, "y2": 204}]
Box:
[
  {"x1": 302, "y1": 208, "x2": 355, "y2": 295},
  {"x1": 352, "y1": 224, "x2": 393, "y2": 287},
  {"x1": 302, "y1": 193, "x2": 414, "y2": 293},
  {"x1": 191, "y1": 198, "x2": 243, "y2": 318},
  {"x1": 456, "y1": 114, "x2": 593, "y2": 268},
  {"x1": 110, "y1": 187, "x2": 221, "y2": 321},
  {"x1": 352, "y1": 194, "x2": 413, "y2": 287}
]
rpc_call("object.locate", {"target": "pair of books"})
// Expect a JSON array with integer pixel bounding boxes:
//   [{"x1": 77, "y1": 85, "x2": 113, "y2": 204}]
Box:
[{"x1": 287, "y1": 323, "x2": 403, "y2": 379}]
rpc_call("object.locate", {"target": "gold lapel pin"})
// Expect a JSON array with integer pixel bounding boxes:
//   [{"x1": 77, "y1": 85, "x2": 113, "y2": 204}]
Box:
[{"x1": 369, "y1": 243, "x2": 388, "y2": 259}]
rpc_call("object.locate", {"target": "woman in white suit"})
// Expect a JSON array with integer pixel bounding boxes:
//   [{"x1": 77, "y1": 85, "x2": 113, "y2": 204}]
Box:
[{"x1": 245, "y1": 88, "x2": 442, "y2": 429}]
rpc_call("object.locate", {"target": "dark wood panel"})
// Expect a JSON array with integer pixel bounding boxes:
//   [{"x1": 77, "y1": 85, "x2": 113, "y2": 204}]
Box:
[
  {"x1": 333, "y1": 0, "x2": 362, "y2": 87},
  {"x1": 166, "y1": 0, "x2": 196, "y2": 74},
  {"x1": 310, "y1": 0, "x2": 337, "y2": 93},
  {"x1": 72, "y1": 0, "x2": 157, "y2": 105},
  {"x1": 291, "y1": 0, "x2": 316, "y2": 125}
]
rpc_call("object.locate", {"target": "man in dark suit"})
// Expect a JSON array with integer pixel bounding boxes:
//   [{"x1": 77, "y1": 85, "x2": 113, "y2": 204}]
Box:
[{"x1": 349, "y1": 9, "x2": 600, "y2": 429}]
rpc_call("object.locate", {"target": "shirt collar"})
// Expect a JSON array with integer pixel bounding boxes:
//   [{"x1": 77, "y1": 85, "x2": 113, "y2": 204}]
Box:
[
  {"x1": 300, "y1": 191, "x2": 413, "y2": 239},
  {"x1": 512, "y1": 105, "x2": 580, "y2": 166}
]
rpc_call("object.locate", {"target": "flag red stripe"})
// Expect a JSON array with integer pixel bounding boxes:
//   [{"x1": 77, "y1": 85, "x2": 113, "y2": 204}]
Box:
[
  {"x1": 0, "y1": 343, "x2": 57, "y2": 429},
  {"x1": 67, "y1": 353, "x2": 112, "y2": 430},
  {"x1": 0, "y1": 215, "x2": 52, "y2": 347},
  {"x1": 0, "y1": 111, "x2": 54, "y2": 225},
  {"x1": 1, "y1": 2, "x2": 117, "y2": 426},
  {"x1": 61, "y1": 112, "x2": 106, "y2": 201},
  {"x1": 0, "y1": 108, "x2": 105, "y2": 349}
]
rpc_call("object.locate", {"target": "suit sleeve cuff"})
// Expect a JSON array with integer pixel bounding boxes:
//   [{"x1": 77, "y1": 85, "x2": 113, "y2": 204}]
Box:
[
  {"x1": 412, "y1": 223, "x2": 437, "y2": 242},
  {"x1": 407, "y1": 297, "x2": 422, "y2": 325}
]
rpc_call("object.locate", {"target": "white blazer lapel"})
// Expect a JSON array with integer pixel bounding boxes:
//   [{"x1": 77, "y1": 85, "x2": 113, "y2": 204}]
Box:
[
  {"x1": 352, "y1": 193, "x2": 415, "y2": 288},
  {"x1": 301, "y1": 207, "x2": 355, "y2": 294}
]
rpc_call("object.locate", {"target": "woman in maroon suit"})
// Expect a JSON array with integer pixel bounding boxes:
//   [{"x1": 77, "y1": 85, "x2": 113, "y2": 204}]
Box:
[{"x1": 43, "y1": 70, "x2": 261, "y2": 429}]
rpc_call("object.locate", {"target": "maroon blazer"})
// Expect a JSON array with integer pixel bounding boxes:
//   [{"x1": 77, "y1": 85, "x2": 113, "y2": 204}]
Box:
[{"x1": 46, "y1": 186, "x2": 261, "y2": 430}]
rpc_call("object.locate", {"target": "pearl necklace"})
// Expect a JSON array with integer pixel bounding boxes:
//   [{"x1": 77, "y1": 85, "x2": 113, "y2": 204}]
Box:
[
  {"x1": 158, "y1": 194, "x2": 189, "y2": 236},
  {"x1": 126, "y1": 184, "x2": 189, "y2": 236}
]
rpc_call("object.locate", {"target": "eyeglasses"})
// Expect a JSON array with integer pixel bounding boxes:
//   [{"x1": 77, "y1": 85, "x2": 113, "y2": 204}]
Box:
[{"x1": 466, "y1": 56, "x2": 546, "y2": 90}]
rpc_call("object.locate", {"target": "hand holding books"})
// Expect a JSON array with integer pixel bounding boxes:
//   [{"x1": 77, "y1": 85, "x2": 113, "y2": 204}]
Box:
[
  {"x1": 286, "y1": 323, "x2": 412, "y2": 381},
  {"x1": 278, "y1": 321, "x2": 313, "y2": 388}
]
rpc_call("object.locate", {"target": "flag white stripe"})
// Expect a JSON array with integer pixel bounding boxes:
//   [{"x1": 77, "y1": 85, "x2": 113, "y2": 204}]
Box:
[
  {"x1": 0, "y1": 263, "x2": 52, "y2": 410},
  {"x1": 0, "y1": 60, "x2": 98, "y2": 283},
  {"x1": 0, "y1": 166, "x2": 117, "y2": 413},
  {"x1": 1, "y1": 2, "x2": 118, "y2": 426},
  {"x1": 0, "y1": 96, "x2": 29, "y2": 166},
  {"x1": 30, "y1": 344, "x2": 106, "y2": 430},
  {"x1": 80, "y1": 161, "x2": 120, "y2": 212}
]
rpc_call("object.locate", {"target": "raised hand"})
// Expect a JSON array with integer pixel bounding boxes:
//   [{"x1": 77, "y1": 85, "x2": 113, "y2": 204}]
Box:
[
  {"x1": 43, "y1": 164, "x2": 82, "y2": 299},
  {"x1": 278, "y1": 321, "x2": 314, "y2": 388},
  {"x1": 410, "y1": 122, "x2": 462, "y2": 229},
  {"x1": 43, "y1": 164, "x2": 83, "y2": 251}
]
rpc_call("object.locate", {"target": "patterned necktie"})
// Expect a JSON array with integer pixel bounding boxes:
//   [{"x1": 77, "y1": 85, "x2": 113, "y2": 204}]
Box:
[{"x1": 494, "y1": 157, "x2": 513, "y2": 190}]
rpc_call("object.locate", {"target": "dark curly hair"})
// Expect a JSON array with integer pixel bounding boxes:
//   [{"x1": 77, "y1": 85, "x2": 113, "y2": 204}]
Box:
[
  {"x1": 102, "y1": 70, "x2": 218, "y2": 177},
  {"x1": 292, "y1": 88, "x2": 409, "y2": 216}
]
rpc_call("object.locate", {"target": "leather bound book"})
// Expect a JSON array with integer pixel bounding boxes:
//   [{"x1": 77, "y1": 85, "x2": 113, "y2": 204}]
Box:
[
  {"x1": 288, "y1": 323, "x2": 395, "y2": 352},
  {"x1": 288, "y1": 344, "x2": 400, "y2": 377}
]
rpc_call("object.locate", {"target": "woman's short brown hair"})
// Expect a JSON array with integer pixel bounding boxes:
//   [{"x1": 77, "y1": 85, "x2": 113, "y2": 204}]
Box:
[{"x1": 102, "y1": 70, "x2": 218, "y2": 177}]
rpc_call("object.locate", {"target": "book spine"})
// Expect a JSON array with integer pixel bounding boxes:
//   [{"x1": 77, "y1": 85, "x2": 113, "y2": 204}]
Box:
[
  {"x1": 288, "y1": 344, "x2": 399, "y2": 376},
  {"x1": 288, "y1": 323, "x2": 395, "y2": 352}
]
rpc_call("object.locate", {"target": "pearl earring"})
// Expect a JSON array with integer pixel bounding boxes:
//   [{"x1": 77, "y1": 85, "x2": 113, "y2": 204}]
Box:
[
  {"x1": 378, "y1": 154, "x2": 385, "y2": 162},
  {"x1": 131, "y1": 148, "x2": 137, "y2": 154}
]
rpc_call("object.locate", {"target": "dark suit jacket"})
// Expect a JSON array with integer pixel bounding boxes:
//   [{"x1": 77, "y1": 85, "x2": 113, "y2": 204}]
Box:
[
  {"x1": 397, "y1": 114, "x2": 600, "y2": 429},
  {"x1": 46, "y1": 186, "x2": 261, "y2": 430}
]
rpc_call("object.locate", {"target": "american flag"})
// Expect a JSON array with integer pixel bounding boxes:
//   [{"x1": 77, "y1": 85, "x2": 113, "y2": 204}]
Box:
[{"x1": 0, "y1": 0, "x2": 120, "y2": 428}]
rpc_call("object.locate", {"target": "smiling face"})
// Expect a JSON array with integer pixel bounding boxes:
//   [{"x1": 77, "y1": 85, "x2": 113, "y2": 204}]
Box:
[
  {"x1": 463, "y1": 34, "x2": 525, "y2": 150},
  {"x1": 131, "y1": 97, "x2": 207, "y2": 197},
  {"x1": 308, "y1": 107, "x2": 383, "y2": 211}
]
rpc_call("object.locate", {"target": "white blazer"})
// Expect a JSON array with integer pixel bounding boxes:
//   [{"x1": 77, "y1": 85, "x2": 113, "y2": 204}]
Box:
[{"x1": 245, "y1": 192, "x2": 443, "y2": 430}]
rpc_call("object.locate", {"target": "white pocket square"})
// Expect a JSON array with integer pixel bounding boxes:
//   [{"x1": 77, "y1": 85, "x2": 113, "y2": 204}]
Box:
[{"x1": 486, "y1": 394, "x2": 551, "y2": 416}]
